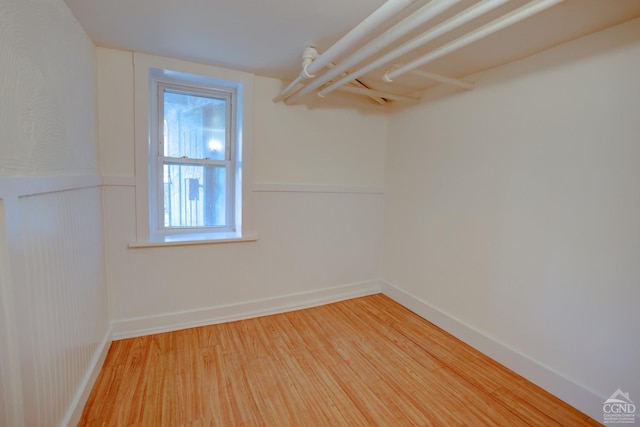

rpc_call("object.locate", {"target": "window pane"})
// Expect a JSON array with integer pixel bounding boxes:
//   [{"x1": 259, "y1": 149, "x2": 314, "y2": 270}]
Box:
[
  {"x1": 163, "y1": 163, "x2": 226, "y2": 228},
  {"x1": 163, "y1": 90, "x2": 227, "y2": 161}
]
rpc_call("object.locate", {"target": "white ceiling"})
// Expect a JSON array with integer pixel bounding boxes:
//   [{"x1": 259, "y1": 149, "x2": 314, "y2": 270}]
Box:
[{"x1": 64, "y1": 0, "x2": 640, "y2": 99}]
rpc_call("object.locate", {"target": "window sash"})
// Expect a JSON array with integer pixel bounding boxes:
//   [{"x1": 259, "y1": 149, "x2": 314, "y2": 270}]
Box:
[
  {"x1": 156, "y1": 157, "x2": 234, "y2": 233},
  {"x1": 158, "y1": 82, "x2": 232, "y2": 161}
]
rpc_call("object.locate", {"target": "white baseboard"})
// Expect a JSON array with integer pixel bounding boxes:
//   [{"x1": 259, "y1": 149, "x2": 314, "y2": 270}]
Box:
[
  {"x1": 111, "y1": 280, "x2": 382, "y2": 340},
  {"x1": 62, "y1": 328, "x2": 113, "y2": 427},
  {"x1": 87, "y1": 281, "x2": 604, "y2": 421},
  {"x1": 379, "y1": 281, "x2": 604, "y2": 422}
]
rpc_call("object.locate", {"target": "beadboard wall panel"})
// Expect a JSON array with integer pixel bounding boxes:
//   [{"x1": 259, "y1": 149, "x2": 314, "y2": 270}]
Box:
[
  {"x1": 0, "y1": 198, "x2": 16, "y2": 427},
  {"x1": 18, "y1": 186, "x2": 108, "y2": 427},
  {"x1": 1, "y1": 1, "x2": 108, "y2": 425},
  {"x1": 0, "y1": 181, "x2": 109, "y2": 427}
]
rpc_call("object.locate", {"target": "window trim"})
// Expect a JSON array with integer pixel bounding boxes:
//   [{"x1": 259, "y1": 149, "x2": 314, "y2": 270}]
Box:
[{"x1": 133, "y1": 52, "x2": 255, "y2": 245}]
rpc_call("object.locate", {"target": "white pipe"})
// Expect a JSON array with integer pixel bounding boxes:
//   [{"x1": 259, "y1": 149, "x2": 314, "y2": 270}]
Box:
[
  {"x1": 273, "y1": 0, "x2": 417, "y2": 103},
  {"x1": 408, "y1": 69, "x2": 474, "y2": 89},
  {"x1": 385, "y1": 0, "x2": 565, "y2": 81},
  {"x1": 318, "y1": 0, "x2": 509, "y2": 97},
  {"x1": 301, "y1": 46, "x2": 319, "y2": 78},
  {"x1": 273, "y1": 48, "x2": 317, "y2": 102},
  {"x1": 307, "y1": 0, "x2": 417, "y2": 76},
  {"x1": 273, "y1": 77, "x2": 305, "y2": 103},
  {"x1": 284, "y1": 0, "x2": 461, "y2": 105},
  {"x1": 275, "y1": 58, "x2": 388, "y2": 105},
  {"x1": 335, "y1": 85, "x2": 420, "y2": 104}
]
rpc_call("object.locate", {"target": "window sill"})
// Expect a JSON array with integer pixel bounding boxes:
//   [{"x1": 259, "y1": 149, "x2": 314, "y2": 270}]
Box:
[{"x1": 128, "y1": 233, "x2": 258, "y2": 248}]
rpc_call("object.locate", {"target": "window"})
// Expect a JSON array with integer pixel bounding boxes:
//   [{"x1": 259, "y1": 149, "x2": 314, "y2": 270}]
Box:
[
  {"x1": 153, "y1": 81, "x2": 235, "y2": 235},
  {"x1": 133, "y1": 53, "x2": 254, "y2": 245}
]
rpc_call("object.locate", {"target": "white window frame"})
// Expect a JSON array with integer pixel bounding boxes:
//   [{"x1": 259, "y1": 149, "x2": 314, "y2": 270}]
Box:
[
  {"x1": 133, "y1": 53, "x2": 255, "y2": 246},
  {"x1": 152, "y1": 81, "x2": 236, "y2": 235}
]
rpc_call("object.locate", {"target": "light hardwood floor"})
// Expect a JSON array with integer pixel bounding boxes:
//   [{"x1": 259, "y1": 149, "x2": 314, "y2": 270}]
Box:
[{"x1": 80, "y1": 294, "x2": 601, "y2": 426}]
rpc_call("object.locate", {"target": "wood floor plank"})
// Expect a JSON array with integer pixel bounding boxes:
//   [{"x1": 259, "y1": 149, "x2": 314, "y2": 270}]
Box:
[
  {"x1": 288, "y1": 309, "x2": 406, "y2": 425},
  {"x1": 251, "y1": 316, "x2": 363, "y2": 425},
  {"x1": 80, "y1": 364, "x2": 124, "y2": 425},
  {"x1": 303, "y1": 304, "x2": 465, "y2": 425},
  {"x1": 79, "y1": 294, "x2": 601, "y2": 426},
  {"x1": 491, "y1": 387, "x2": 564, "y2": 426},
  {"x1": 114, "y1": 335, "x2": 154, "y2": 425},
  {"x1": 357, "y1": 295, "x2": 533, "y2": 393}
]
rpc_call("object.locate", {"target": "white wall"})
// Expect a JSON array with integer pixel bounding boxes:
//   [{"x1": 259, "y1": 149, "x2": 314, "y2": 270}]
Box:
[
  {"x1": 97, "y1": 48, "x2": 387, "y2": 336},
  {"x1": 0, "y1": 0, "x2": 109, "y2": 426},
  {"x1": 253, "y1": 78, "x2": 387, "y2": 188},
  {"x1": 383, "y1": 18, "x2": 640, "y2": 420},
  {"x1": 0, "y1": 1, "x2": 98, "y2": 177}
]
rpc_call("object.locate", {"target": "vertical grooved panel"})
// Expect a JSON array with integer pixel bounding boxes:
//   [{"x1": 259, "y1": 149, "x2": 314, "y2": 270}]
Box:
[
  {"x1": 16, "y1": 187, "x2": 107, "y2": 427},
  {"x1": 0, "y1": 198, "x2": 10, "y2": 427}
]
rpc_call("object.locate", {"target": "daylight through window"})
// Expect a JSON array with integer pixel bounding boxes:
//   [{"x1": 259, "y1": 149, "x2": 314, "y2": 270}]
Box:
[{"x1": 149, "y1": 72, "x2": 240, "y2": 239}]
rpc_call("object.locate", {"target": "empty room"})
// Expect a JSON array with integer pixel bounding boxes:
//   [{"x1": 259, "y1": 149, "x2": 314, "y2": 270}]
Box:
[{"x1": 1, "y1": 0, "x2": 639, "y2": 425}]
